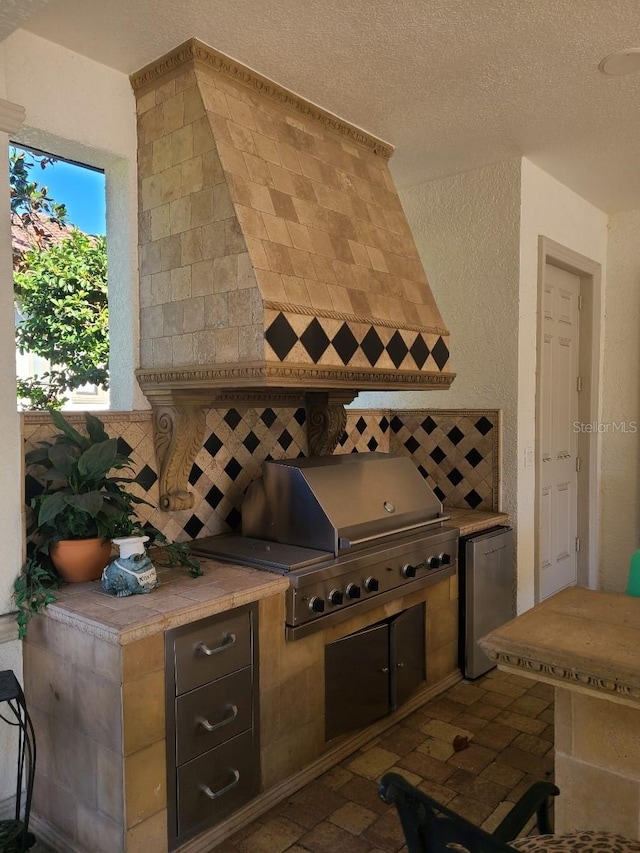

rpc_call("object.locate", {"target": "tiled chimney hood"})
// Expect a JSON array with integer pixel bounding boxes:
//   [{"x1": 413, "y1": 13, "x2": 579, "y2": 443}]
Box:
[{"x1": 131, "y1": 39, "x2": 454, "y2": 509}]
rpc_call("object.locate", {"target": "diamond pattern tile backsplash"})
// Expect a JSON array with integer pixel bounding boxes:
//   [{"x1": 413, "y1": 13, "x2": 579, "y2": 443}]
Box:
[
  {"x1": 22, "y1": 407, "x2": 500, "y2": 542},
  {"x1": 389, "y1": 410, "x2": 500, "y2": 511},
  {"x1": 337, "y1": 409, "x2": 500, "y2": 511}
]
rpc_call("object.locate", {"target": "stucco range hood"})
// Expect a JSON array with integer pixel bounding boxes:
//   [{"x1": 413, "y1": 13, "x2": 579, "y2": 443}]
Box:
[{"x1": 131, "y1": 39, "x2": 454, "y2": 509}]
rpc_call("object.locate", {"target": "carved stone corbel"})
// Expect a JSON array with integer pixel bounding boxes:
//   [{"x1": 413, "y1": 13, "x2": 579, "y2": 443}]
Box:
[
  {"x1": 153, "y1": 403, "x2": 206, "y2": 511},
  {"x1": 306, "y1": 391, "x2": 357, "y2": 456}
]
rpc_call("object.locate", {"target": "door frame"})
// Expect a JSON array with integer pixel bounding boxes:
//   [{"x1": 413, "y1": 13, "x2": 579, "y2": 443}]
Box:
[{"x1": 535, "y1": 237, "x2": 602, "y2": 601}]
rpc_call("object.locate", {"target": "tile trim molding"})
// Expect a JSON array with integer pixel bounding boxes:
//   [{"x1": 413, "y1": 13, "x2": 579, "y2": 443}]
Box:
[
  {"x1": 485, "y1": 650, "x2": 640, "y2": 706},
  {"x1": 135, "y1": 364, "x2": 455, "y2": 390},
  {"x1": 130, "y1": 38, "x2": 394, "y2": 159},
  {"x1": 23, "y1": 410, "x2": 153, "y2": 426}
]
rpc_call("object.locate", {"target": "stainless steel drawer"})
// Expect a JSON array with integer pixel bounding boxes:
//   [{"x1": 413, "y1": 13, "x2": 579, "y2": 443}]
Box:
[
  {"x1": 173, "y1": 610, "x2": 252, "y2": 695},
  {"x1": 176, "y1": 667, "x2": 253, "y2": 765},
  {"x1": 177, "y1": 730, "x2": 260, "y2": 837}
]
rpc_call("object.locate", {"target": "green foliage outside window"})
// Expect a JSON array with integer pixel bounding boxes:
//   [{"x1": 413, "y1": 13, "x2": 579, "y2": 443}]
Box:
[
  {"x1": 9, "y1": 148, "x2": 68, "y2": 245},
  {"x1": 15, "y1": 231, "x2": 109, "y2": 408},
  {"x1": 10, "y1": 147, "x2": 109, "y2": 409}
]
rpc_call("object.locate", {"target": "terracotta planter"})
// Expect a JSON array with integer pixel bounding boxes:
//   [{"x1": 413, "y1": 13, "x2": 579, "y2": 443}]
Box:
[{"x1": 50, "y1": 538, "x2": 113, "y2": 583}]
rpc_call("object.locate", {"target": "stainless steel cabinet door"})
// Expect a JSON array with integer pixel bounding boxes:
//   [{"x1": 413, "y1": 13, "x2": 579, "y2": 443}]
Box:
[
  {"x1": 174, "y1": 610, "x2": 252, "y2": 695},
  {"x1": 176, "y1": 667, "x2": 253, "y2": 765},
  {"x1": 390, "y1": 603, "x2": 426, "y2": 710},
  {"x1": 325, "y1": 621, "x2": 389, "y2": 740},
  {"x1": 177, "y1": 731, "x2": 259, "y2": 837},
  {"x1": 464, "y1": 527, "x2": 514, "y2": 678}
]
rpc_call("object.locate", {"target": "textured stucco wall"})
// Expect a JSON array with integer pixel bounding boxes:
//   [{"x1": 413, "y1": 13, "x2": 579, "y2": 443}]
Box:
[
  {"x1": 600, "y1": 209, "x2": 640, "y2": 591},
  {"x1": 0, "y1": 32, "x2": 140, "y2": 610},
  {"x1": 0, "y1": 31, "x2": 140, "y2": 802},
  {"x1": 2, "y1": 29, "x2": 143, "y2": 411},
  {"x1": 518, "y1": 159, "x2": 607, "y2": 608},
  {"x1": 357, "y1": 159, "x2": 522, "y2": 526},
  {"x1": 358, "y1": 157, "x2": 610, "y2": 614}
]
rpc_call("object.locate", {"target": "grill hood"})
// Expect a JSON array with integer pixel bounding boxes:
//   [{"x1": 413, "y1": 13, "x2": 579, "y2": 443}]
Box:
[
  {"x1": 242, "y1": 452, "x2": 445, "y2": 555},
  {"x1": 130, "y1": 39, "x2": 455, "y2": 510}
]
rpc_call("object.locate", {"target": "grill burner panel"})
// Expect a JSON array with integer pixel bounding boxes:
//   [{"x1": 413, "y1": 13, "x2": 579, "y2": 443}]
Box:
[
  {"x1": 191, "y1": 526, "x2": 458, "y2": 640},
  {"x1": 190, "y1": 453, "x2": 459, "y2": 640}
]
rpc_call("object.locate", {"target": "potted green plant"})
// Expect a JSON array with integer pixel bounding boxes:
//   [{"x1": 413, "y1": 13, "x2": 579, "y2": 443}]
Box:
[{"x1": 14, "y1": 410, "x2": 201, "y2": 637}]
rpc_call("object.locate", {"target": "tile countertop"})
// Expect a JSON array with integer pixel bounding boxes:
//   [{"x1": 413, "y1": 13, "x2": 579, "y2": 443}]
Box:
[
  {"x1": 39, "y1": 510, "x2": 507, "y2": 646},
  {"x1": 446, "y1": 507, "x2": 509, "y2": 535},
  {"x1": 42, "y1": 559, "x2": 288, "y2": 646}
]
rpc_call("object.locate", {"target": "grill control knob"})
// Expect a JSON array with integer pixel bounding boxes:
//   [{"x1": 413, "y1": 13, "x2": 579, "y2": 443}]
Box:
[
  {"x1": 402, "y1": 564, "x2": 417, "y2": 579},
  {"x1": 364, "y1": 576, "x2": 379, "y2": 593},
  {"x1": 346, "y1": 583, "x2": 361, "y2": 599},
  {"x1": 439, "y1": 552, "x2": 451, "y2": 566},
  {"x1": 328, "y1": 589, "x2": 343, "y2": 606},
  {"x1": 428, "y1": 556, "x2": 441, "y2": 569},
  {"x1": 308, "y1": 596, "x2": 325, "y2": 613}
]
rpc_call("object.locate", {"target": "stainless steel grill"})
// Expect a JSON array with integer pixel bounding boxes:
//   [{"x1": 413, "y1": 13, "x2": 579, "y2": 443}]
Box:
[{"x1": 191, "y1": 453, "x2": 459, "y2": 639}]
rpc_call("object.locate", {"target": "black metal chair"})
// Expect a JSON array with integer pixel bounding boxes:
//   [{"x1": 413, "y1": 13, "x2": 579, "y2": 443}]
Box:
[
  {"x1": 378, "y1": 771, "x2": 559, "y2": 853},
  {"x1": 0, "y1": 670, "x2": 36, "y2": 853}
]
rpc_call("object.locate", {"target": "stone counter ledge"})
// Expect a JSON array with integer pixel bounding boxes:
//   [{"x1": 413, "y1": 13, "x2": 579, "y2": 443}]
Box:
[
  {"x1": 40, "y1": 558, "x2": 289, "y2": 645},
  {"x1": 480, "y1": 586, "x2": 640, "y2": 707},
  {"x1": 446, "y1": 508, "x2": 509, "y2": 536}
]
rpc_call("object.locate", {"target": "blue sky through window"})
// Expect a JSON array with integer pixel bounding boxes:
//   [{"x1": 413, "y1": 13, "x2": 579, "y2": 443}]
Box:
[{"x1": 12, "y1": 146, "x2": 106, "y2": 236}]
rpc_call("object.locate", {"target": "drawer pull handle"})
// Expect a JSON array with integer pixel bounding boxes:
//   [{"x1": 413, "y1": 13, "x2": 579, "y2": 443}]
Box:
[
  {"x1": 199, "y1": 769, "x2": 240, "y2": 801},
  {"x1": 196, "y1": 633, "x2": 236, "y2": 656},
  {"x1": 197, "y1": 704, "x2": 238, "y2": 733}
]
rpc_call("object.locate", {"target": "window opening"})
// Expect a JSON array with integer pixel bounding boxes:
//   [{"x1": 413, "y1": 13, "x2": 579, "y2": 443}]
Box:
[{"x1": 10, "y1": 143, "x2": 108, "y2": 411}]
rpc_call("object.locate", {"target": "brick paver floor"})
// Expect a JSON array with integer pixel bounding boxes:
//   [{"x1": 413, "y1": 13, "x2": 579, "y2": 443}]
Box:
[{"x1": 215, "y1": 668, "x2": 554, "y2": 852}]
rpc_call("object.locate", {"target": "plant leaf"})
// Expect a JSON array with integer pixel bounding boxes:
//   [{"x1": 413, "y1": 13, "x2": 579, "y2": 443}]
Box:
[
  {"x1": 65, "y1": 492, "x2": 104, "y2": 517},
  {"x1": 85, "y1": 412, "x2": 109, "y2": 444},
  {"x1": 37, "y1": 491, "x2": 67, "y2": 526},
  {"x1": 77, "y1": 439, "x2": 118, "y2": 482},
  {"x1": 48, "y1": 443, "x2": 77, "y2": 477},
  {"x1": 25, "y1": 446, "x2": 51, "y2": 467},
  {"x1": 49, "y1": 410, "x2": 89, "y2": 450}
]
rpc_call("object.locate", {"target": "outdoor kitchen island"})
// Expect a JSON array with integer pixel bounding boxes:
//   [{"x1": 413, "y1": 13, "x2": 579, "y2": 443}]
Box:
[
  {"x1": 22, "y1": 509, "x2": 506, "y2": 853},
  {"x1": 481, "y1": 586, "x2": 640, "y2": 840}
]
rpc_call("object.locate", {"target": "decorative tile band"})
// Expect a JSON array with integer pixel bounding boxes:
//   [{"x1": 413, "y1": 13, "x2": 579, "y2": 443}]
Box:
[
  {"x1": 264, "y1": 301, "x2": 450, "y2": 337},
  {"x1": 265, "y1": 310, "x2": 450, "y2": 373}
]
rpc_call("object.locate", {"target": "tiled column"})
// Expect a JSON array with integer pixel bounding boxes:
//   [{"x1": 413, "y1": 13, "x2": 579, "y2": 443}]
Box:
[
  {"x1": 555, "y1": 686, "x2": 640, "y2": 838},
  {"x1": 23, "y1": 615, "x2": 126, "y2": 851},
  {"x1": 23, "y1": 615, "x2": 170, "y2": 853}
]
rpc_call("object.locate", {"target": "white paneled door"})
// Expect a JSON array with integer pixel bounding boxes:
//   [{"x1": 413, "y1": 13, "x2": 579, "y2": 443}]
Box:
[{"x1": 539, "y1": 263, "x2": 580, "y2": 600}]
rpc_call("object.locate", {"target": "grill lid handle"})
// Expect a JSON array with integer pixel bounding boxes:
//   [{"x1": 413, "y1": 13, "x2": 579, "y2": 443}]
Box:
[{"x1": 339, "y1": 516, "x2": 451, "y2": 550}]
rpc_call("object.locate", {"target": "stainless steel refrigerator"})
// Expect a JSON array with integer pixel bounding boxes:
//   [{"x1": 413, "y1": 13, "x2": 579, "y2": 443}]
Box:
[{"x1": 459, "y1": 526, "x2": 514, "y2": 679}]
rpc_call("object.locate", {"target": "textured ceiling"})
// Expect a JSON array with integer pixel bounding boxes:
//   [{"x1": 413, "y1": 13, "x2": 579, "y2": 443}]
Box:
[
  {"x1": 7, "y1": 0, "x2": 640, "y2": 212},
  {"x1": 0, "y1": 0, "x2": 49, "y2": 43}
]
